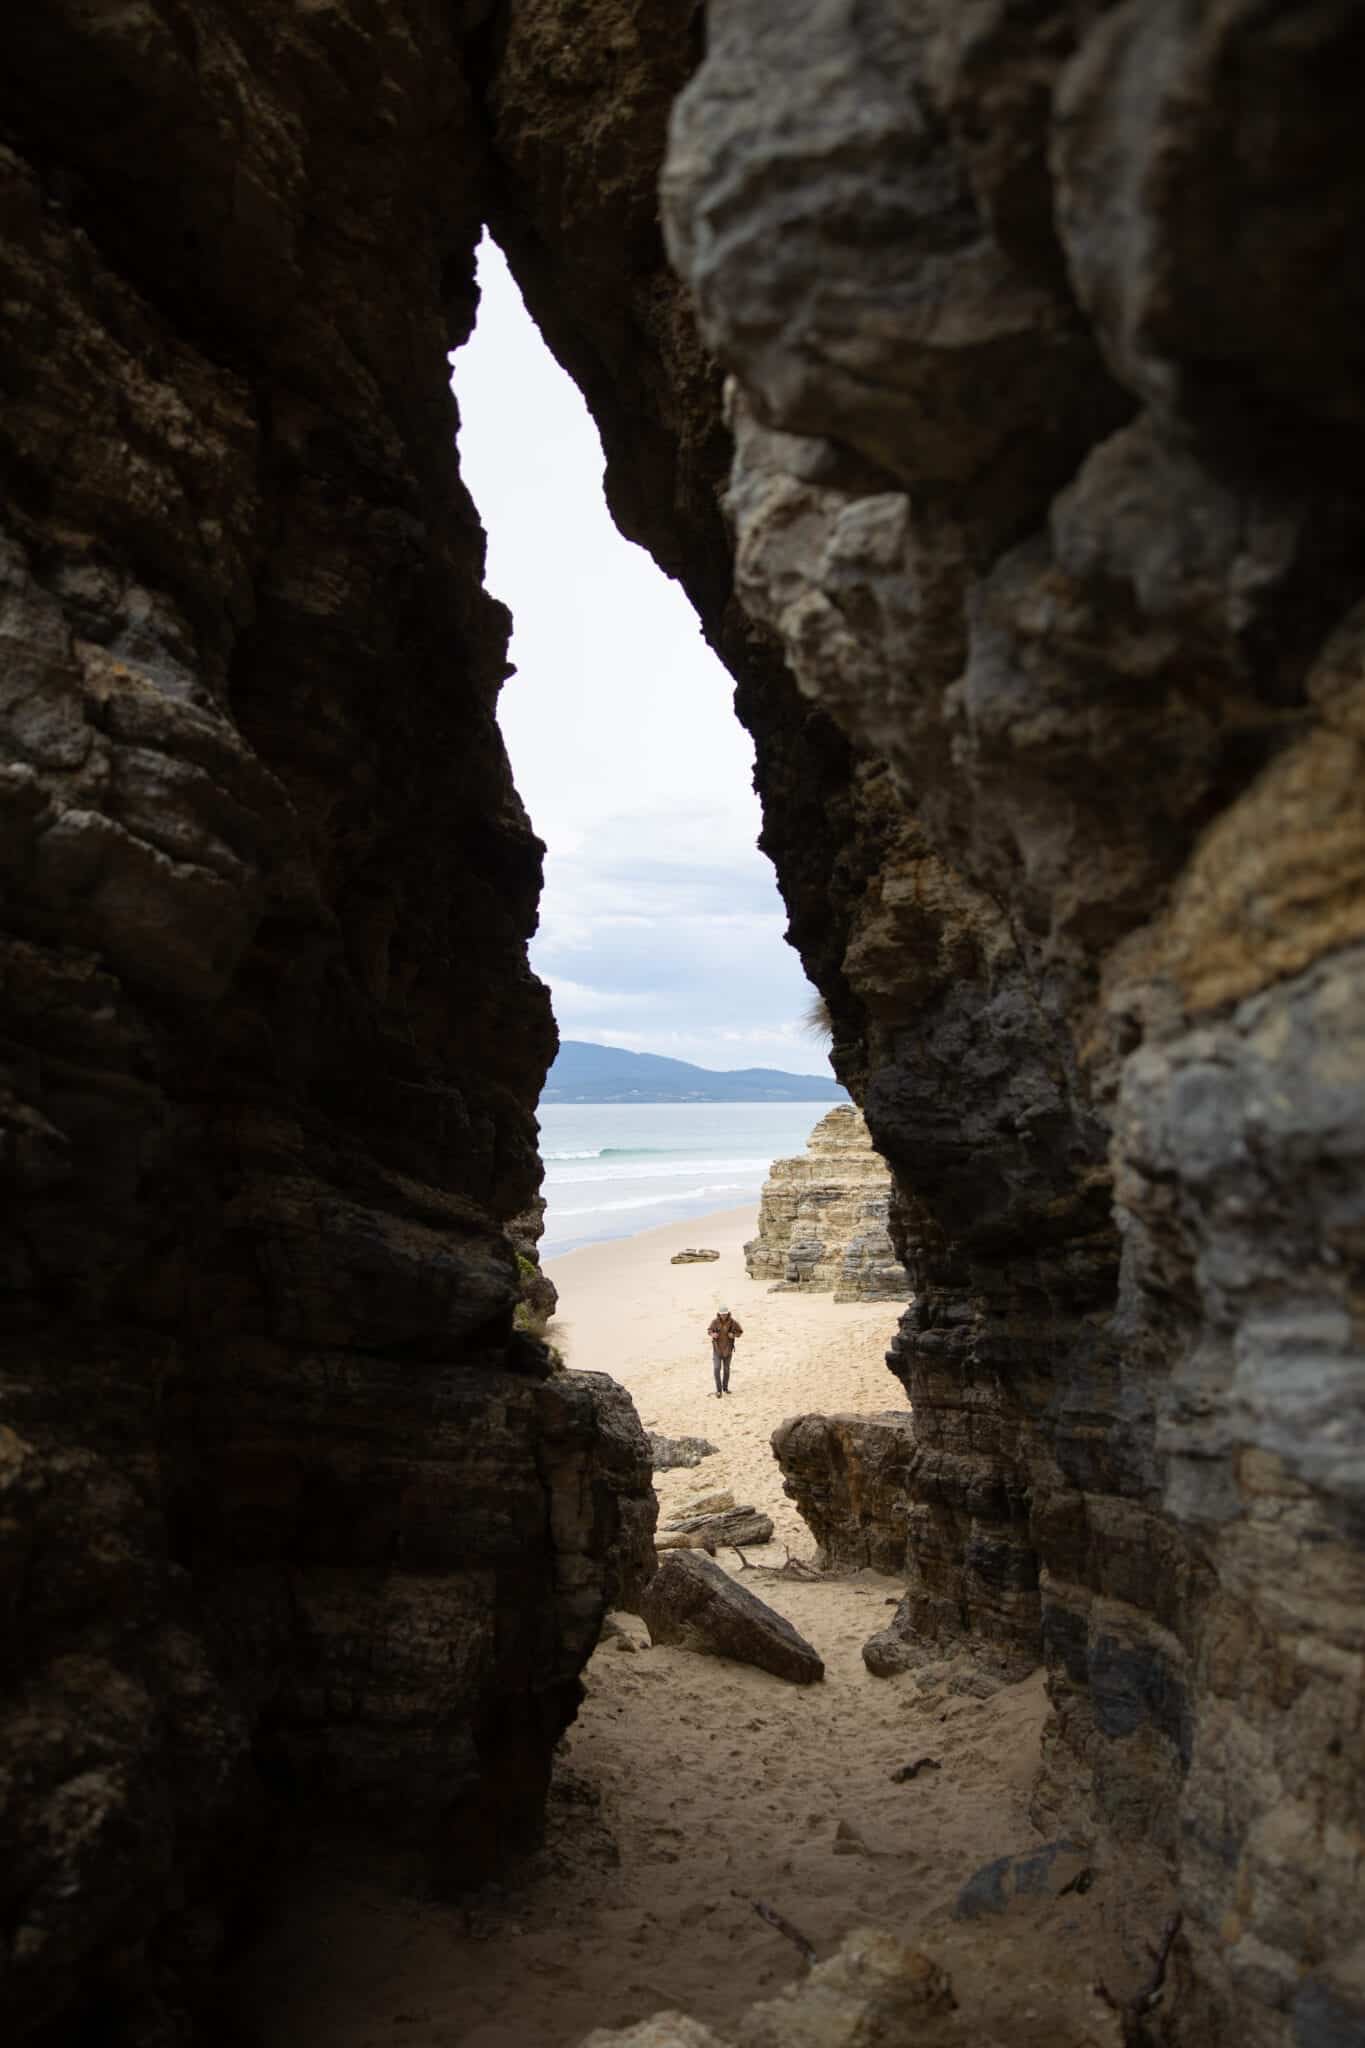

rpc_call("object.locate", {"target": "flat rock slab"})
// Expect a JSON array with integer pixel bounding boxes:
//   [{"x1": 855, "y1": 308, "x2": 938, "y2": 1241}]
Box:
[
  {"x1": 648, "y1": 1432, "x2": 718, "y2": 1470},
  {"x1": 669, "y1": 1248, "x2": 720, "y2": 1263},
  {"x1": 640, "y1": 1551, "x2": 825, "y2": 1684},
  {"x1": 672, "y1": 1490, "x2": 734, "y2": 1517},
  {"x1": 663, "y1": 1506, "x2": 774, "y2": 1547}
]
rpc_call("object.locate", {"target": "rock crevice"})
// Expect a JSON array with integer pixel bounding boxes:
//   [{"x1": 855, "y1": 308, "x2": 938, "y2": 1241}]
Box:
[{"x1": 2, "y1": 5, "x2": 1364, "y2": 2046}]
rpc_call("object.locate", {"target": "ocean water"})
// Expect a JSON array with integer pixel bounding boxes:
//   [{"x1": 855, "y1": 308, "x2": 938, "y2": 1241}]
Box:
[{"x1": 537, "y1": 1101, "x2": 834, "y2": 1258}]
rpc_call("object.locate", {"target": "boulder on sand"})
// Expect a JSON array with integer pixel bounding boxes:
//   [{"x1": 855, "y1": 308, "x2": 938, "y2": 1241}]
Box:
[
  {"x1": 640, "y1": 1551, "x2": 825, "y2": 1684},
  {"x1": 662, "y1": 1505, "x2": 774, "y2": 1548},
  {"x1": 648, "y1": 1432, "x2": 717, "y2": 1471},
  {"x1": 669, "y1": 1247, "x2": 720, "y2": 1263}
]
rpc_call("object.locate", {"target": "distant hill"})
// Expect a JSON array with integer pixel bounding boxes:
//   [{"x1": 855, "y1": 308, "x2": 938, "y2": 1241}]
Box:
[{"x1": 542, "y1": 1040, "x2": 847, "y2": 1104}]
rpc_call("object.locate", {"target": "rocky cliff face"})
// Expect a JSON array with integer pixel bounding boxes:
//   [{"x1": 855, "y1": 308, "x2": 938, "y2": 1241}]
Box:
[
  {"x1": 770, "y1": 1412, "x2": 917, "y2": 1578},
  {"x1": 2, "y1": 5, "x2": 1363, "y2": 2047},
  {"x1": 744, "y1": 1103, "x2": 912, "y2": 1300},
  {"x1": 0, "y1": 8, "x2": 655, "y2": 2042},
  {"x1": 664, "y1": 7, "x2": 1365, "y2": 2043}
]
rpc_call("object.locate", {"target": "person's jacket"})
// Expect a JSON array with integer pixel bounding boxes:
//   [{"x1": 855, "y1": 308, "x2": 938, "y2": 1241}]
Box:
[{"x1": 708, "y1": 1314, "x2": 742, "y2": 1357}]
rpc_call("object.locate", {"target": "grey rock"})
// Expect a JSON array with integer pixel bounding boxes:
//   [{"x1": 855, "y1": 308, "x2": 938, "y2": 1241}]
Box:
[
  {"x1": 954, "y1": 1840, "x2": 1091, "y2": 1922},
  {"x1": 660, "y1": 1507, "x2": 775, "y2": 1549},
  {"x1": 862, "y1": 1618, "x2": 926, "y2": 1681},
  {"x1": 640, "y1": 1552, "x2": 825, "y2": 1685},
  {"x1": 648, "y1": 1433, "x2": 719, "y2": 1472},
  {"x1": 947, "y1": 1670, "x2": 1001, "y2": 1701}
]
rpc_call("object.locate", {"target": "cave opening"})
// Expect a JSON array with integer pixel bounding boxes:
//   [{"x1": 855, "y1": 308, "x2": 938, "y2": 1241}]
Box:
[
  {"x1": 7, "y1": 3, "x2": 1361, "y2": 2039},
  {"x1": 222, "y1": 235, "x2": 1077, "y2": 2048},
  {"x1": 452, "y1": 231, "x2": 835, "y2": 1266}
]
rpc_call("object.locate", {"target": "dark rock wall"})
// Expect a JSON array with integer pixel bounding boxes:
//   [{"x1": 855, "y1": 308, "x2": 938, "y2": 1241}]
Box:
[
  {"x1": 771, "y1": 1413, "x2": 917, "y2": 1578},
  {"x1": 663, "y1": 6, "x2": 1365, "y2": 2044},
  {"x1": 0, "y1": 6, "x2": 654, "y2": 2042}
]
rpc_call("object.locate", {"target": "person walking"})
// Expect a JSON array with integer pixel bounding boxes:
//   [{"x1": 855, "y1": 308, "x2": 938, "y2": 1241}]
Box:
[{"x1": 708, "y1": 1307, "x2": 743, "y2": 1397}]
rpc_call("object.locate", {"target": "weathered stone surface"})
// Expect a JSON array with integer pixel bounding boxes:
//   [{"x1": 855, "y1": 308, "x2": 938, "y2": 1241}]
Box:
[
  {"x1": 640, "y1": 1553, "x2": 825, "y2": 1685},
  {"x1": 579, "y1": 1930, "x2": 960, "y2": 2048},
  {"x1": 554, "y1": 1373, "x2": 659, "y2": 1618},
  {"x1": 649, "y1": 1433, "x2": 719, "y2": 1472},
  {"x1": 745, "y1": 1105, "x2": 912, "y2": 1300},
  {"x1": 671, "y1": 1247, "x2": 721, "y2": 1264},
  {"x1": 511, "y1": 1197, "x2": 559, "y2": 1332},
  {"x1": 771, "y1": 1414, "x2": 916, "y2": 1576},
  {"x1": 654, "y1": 1529, "x2": 718, "y2": 1554},
  {"x1": 659, "y1": 1506, "x2": 775, "y2": 1550},
  {"x1": 664, "y1": 7, "x2": 1365, "y2": 2043},
  {"x1": 860, "y1": 1612, "x2": 923, "y2": 1682},
  {"x1": 676, "y1": 1491, "x2": 735, "y2": 1518},
  {"x1": 5, "y1": 2, "x2": 1365, "y2": 2044},
  {"x1": 737, "y1": 1929, "x2": 957, "y2": 2048},
  {"x1": 0, "y1": 8, "x2": 656, "y2": 2039}
]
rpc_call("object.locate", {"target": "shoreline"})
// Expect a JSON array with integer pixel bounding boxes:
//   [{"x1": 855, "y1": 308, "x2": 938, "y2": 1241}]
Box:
[
  {"x1": 542, "y1": 1199, "x2": 757, "y2": 1277},
  {"x1": 537, "y1": 1099, "x2": 835, "y2": 1263}
]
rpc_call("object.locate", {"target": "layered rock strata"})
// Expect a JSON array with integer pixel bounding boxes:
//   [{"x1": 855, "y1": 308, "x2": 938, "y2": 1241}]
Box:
[
  {"x1": 770, "y1": 1413, "x2": 917, "y2": 1580},
  {"x1": 639, "y1": 1551, "x2": 825, "y2": 1685},
  {"x1": 2, "y1": 4, "x2": 1363, "y2": 2047},
  {"x1": 663, "y1": 7, "x2": 1365, "y2": 2043},
  {"x1": 0, "y1": 8, "x2": 657, "y2": 2041},
  {"x1": 656, "y1": 1503, "x2": 775, "y2": 1552},
  {"x1": 744, "y1": 1104, "x2": 912, "y2": 1300},
  {"x1": 510, "y1": 1196, "x2": 559, "y2": 1333}
]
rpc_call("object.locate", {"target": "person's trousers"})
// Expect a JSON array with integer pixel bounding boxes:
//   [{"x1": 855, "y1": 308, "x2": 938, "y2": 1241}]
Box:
[{"x1": 712, "y1": 1345, "x2": 731, "y2": 1394}]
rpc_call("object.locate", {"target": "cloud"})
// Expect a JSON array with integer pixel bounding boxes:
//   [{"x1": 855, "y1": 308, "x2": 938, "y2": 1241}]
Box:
[
  {"x1": 548, "y1": 978, "x2": 662, "y2": 1017},
  {"x1": 454, "y1": 237, "x2": 834, "y2": 1080}
]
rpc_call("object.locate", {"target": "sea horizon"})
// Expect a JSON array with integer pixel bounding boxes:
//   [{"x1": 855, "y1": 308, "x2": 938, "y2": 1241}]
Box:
[{"x1": 536, "y1": 1099, "x2": 826, "y2": 1258}]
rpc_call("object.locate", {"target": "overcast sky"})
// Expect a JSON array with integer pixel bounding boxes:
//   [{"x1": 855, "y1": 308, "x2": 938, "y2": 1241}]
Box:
[{"x1": 453, "y1": 236, "x2": 830, "y2": 1076}]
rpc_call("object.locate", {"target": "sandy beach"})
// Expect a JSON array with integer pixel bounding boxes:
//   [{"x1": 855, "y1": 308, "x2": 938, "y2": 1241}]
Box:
[
  {"x1": 545, "y1": 1204, "x2": 905, "y2": 1556},
  {"x1": 235, "y1": 1205, "x2": 1143, "y2": 2048}
]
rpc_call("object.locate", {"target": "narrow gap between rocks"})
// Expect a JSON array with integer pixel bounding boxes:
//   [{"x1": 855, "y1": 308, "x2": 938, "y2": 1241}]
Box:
[{"x1": 227, "y1": 241, "x2": 1149, "y2": 2048}]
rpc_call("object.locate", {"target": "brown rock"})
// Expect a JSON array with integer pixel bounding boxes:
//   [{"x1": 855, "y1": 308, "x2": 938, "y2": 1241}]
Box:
[
  {"x1": 662, "y1": 1507, "x2": 775, "y2": 1549},
  {"x1": 510, "y1": 1197, "x2": 559, "y2": 1333},
  {"x1": 672, "y1": 1491, "x2": 735, "y2": 1518},
  {"x1": 744, "y1": 1106, "x2": 912, "y2": 1300},
  {"x1": 771, "y1": 1413, "x2": 916, "y2": 1575},
  {"x1": 640, "y1": 1553, "x2": 825, "y2": 1685}
]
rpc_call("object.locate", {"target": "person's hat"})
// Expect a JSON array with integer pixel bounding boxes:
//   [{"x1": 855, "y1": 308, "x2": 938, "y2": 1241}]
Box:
[{"x1": 717, "y1": 1305, "x2": 730, "y2": 1313}]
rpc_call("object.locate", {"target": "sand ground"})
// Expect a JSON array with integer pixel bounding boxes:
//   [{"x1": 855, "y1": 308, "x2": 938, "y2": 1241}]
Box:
[
  {"x1": 232, "y1": 1208, "x2": 1149, "y2": 2048},
  {"x1": 547, "y1": 1205, "x2": 906, "y2": 1560}
]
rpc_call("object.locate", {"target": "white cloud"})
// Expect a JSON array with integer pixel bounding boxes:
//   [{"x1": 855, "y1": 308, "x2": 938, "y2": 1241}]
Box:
[
  {"x1": 550, "y1": 979, "x2": 661, "y2": 1018},
  {"x1": 453, "y1": 237, "x2": 835, "y2": 1081}
]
